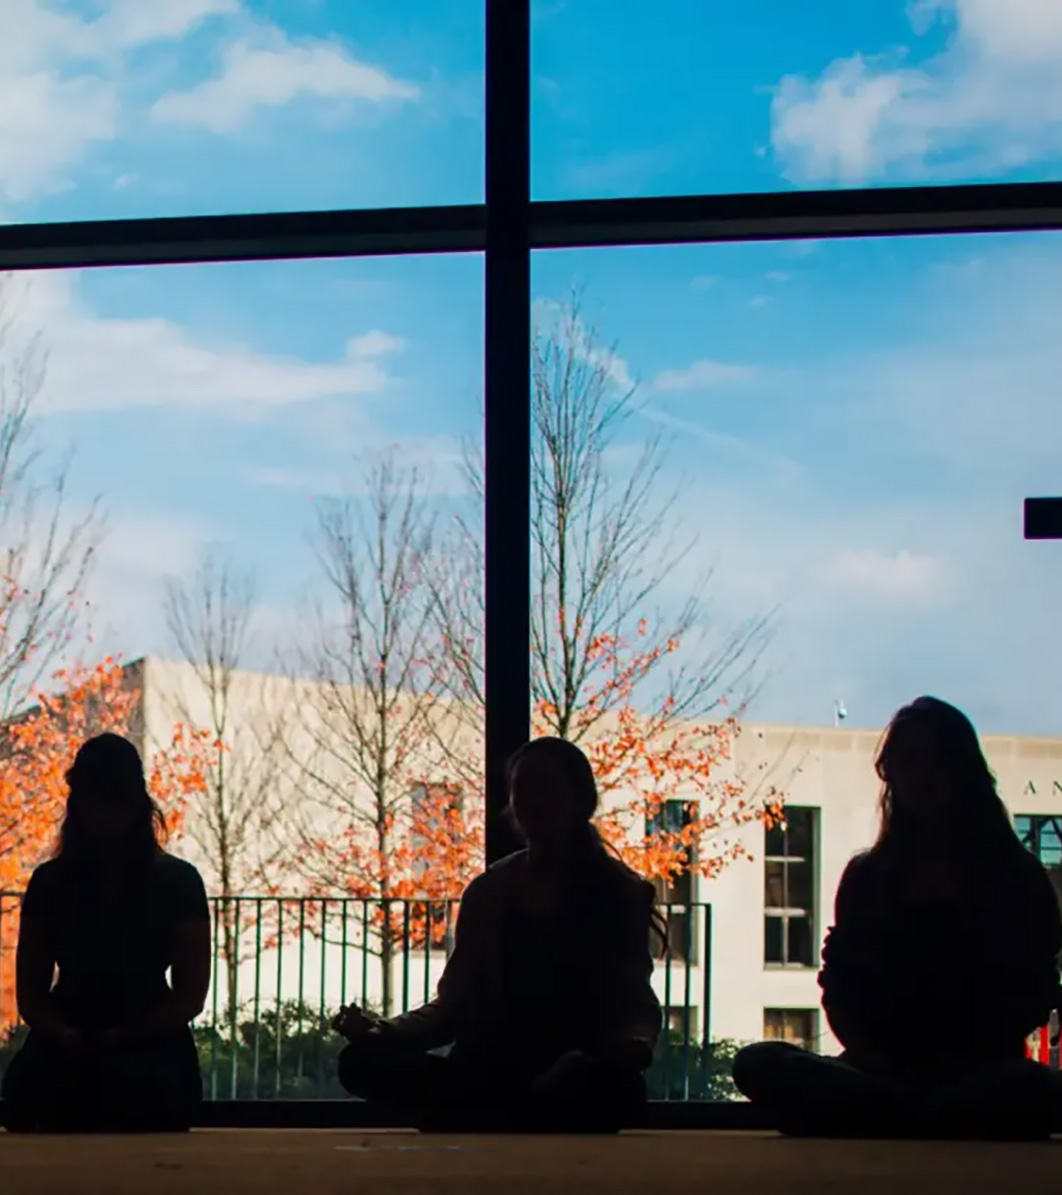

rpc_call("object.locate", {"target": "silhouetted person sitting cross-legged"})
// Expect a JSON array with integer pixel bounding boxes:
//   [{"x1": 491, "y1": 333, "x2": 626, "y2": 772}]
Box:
[
  {"x1": 734, "y1": 696, "x2": 1062, "y2": 1140},
  {"x1": 334, "y1": 736, "x2": 664, "y2": 1133},
  {"x1": 2, "y1": 733, "x2": 211, "y2": 1134}
]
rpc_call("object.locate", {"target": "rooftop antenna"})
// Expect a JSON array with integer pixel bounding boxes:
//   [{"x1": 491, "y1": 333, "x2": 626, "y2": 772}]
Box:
[{"x1": 833, "y1": 699, "x2": 848, "y2": 728}]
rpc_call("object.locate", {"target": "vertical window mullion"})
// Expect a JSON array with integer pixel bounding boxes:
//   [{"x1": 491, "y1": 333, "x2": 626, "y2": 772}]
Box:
[{"x1": 483, "y1": 0, "x2": 531, "y2": 866}]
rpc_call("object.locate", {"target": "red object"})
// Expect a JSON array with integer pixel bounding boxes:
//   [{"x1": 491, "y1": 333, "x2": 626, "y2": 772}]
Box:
[{"x1": 1026, "y1": 1027, "x2": 1051, "y2": 1063}]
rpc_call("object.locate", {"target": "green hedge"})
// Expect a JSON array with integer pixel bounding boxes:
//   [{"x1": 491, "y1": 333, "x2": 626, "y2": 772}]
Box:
[{"x1": 1, "y1": 1008, "x2": 741, "y2": 1103}]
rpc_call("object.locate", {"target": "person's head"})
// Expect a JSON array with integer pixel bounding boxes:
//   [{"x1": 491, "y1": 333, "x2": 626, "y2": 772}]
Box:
[
  {"x1": 506, "y1": 736, "x2": 600, "y2": 855},
  {"x1": 873, "y1": 695, "x2": 1013, "y2": 850},
  {"x1": 55, "y1": 733, "x2": 166, "y2": 866}
]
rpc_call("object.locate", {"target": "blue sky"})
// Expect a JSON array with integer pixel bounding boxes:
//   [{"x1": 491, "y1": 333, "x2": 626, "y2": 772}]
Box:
[{"x1": 6, "y1": 0, "x2": 1062, "y2": 737}]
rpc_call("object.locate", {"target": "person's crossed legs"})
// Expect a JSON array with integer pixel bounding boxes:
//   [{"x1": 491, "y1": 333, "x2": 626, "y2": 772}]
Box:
[
  {"x1": 920, "y1": 1056, "x2": 1062, "y2": 1141},
  {"x1": 337, "y1": 1035, "x2": 645, "y2": 1134},
  {"x1": 733, "y1": 1041, "x2": 912, "y2": 1139}
]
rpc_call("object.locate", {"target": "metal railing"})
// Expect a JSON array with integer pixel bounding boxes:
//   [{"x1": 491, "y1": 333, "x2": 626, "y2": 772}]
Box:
[
  {"x1": 0, "y1": 893, "x2": 728, "y2": 1102},
  {"x1": 6, "y1": 888, "x2": 1052, "y2": 1103}
]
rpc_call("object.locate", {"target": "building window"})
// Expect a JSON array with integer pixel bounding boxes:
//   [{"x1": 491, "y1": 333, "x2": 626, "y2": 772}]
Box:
[
  {"x1": 764, "y1": 1008, "x2": 819, "y2": 1051},
  {"x1": 764, "y1": 806, "x2": 817, "y2": 967},
  {"x1": 665, "y1": 1006, "x2": 699, "y2": 1042},
  {"x1": 648, "y1": 799, "x2": 695, "y2": 963},
  {"x1": 1015, "y1": 814, "x2": 1062, "y2": 905},
  {"x1": 1015, "y1": 814, "x2": 1062, "y2": 867}
]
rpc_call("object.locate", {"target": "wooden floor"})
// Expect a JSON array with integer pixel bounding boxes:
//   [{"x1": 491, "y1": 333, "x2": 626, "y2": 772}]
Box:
[{"x1": 1, "y1": 1128, "x2": 1060, "y2": 1194}]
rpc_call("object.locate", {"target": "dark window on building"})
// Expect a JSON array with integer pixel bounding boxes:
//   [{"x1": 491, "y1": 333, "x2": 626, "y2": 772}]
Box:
[
  {"x1": 1015, "y1": 813, "x2": 1062, "y2": 906},
  {"x1": 1016, "y1": 813, "x2": 1062, "y2": 867},
  {"x1": 764, "y1": 806, "x2": 817, "y2": 967},
  {"x1": 764, "y1": 1008, "x2": 819, "y2": 1051},
  {"x1": 648, "y1": 799, "x2": 695, "y2": 963},
  {"x1": 665, "y1": 1005, "x2": 699, "y2": 1042}
]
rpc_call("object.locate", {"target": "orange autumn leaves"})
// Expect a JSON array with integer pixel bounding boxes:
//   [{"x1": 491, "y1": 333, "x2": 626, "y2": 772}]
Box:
[
  {"x1": 0, "y1": 623, "x2": 781, "y2": 1015},
  {"x1": 0, "y1": 658, "x2": 213, "y2": 1027},
  {"x1": 289, "y1": 781, "x2": 484, "y2": 954},
  {"x1": 308, "y1": 620, "x2": 779, "y2": 929},
  {"x1": 536, "y1": 622, "x2": 783, "y2": 883}
]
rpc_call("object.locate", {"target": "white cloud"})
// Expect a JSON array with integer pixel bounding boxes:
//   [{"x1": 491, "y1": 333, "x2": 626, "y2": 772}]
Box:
[
  {"x1": 0, "y1": 70, "x2": 117, "y2": 203},
  {"x1": 100, "y1": 509, "x2": 213, "y2": 578},
  {"x1": 690, "y1": 275, "x2": 720, "y2": 291},
  {"x1": 643, "y1": 240, "x2": 1062, "y2": 734},
  {"x1": 532, "y1": 298, "x2": 635, "y2": 391},
  {"x1": 0, "y1": 1, "x2": 418, "y2": 204},
  {"x1": 244, "y1": 466, "x2": 343, "y2": 494},
  {"x1": 84, "y1": 508, "x2": 220, "y2": 658},
  {"x1": 245, "y1": 435, "x2": 471, "y2": 499},
  {"x1": 0, "y1": 0, "x2": 235, "y2": 203},
  {"x1": 97, "y1": 0, "x2": 239, "y2": 47},
  {"x1": 772, "y1": 0, "x2": 1062, "y2": 183},
  {"x1": 152, "y1": 33, "x2": 419, "y2": 134},
  {"x1": 640, "y1": 408, "x2": 803, "y2": 483},
  {"x1": 350, "y1": 330, "x2": 405, "y2": 358},
  {"x1": 652, "y1": 359, "x2": 758, "y2": 391},
  {"x1": 7, "y1": 273, "x2": 395, "y2": 415},
  {"x1": 822, "y1": 548, "x2": 945, "y2": 603}
]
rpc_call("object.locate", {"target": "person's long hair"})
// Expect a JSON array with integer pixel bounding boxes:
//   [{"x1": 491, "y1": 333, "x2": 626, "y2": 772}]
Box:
[
  {"x1": 505, "y1": 736, "x2": 669, "y2": 946},
  {"x1": 871, "y1": 696, "x2": 1024, "y2": 868},
  {"x1": 54, "y1": 733, "x2": 167, "y2": 872}
]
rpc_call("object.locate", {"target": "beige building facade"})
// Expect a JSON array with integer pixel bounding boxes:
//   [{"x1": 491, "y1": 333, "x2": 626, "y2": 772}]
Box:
[{"x1": 133, "y1": 657, "x2": 1062, "y2": 1053}]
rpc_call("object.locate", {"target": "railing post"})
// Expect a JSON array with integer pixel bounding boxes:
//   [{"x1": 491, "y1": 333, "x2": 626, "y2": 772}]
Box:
[{"x1": 701, "y1": 903, "x2": 713, "y2": 1095}]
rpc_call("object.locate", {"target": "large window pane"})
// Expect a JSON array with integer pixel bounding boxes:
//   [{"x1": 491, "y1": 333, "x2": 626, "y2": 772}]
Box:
[
  {"x1": 0, "y1": 253, "x2": 483, "y2": 1088},
  {"x1": 531, "y1": 232, "x2": 1062, "y2": 1044},
  {"x1": 3, "y1": 1, "x2": 483, "y2": 224},
  {"x1": 532, "y1": 233, "x2": 1062, "y2": 735},
  {"x1": 532, "y1": 0, "x2": 1062, "y2": 199}
]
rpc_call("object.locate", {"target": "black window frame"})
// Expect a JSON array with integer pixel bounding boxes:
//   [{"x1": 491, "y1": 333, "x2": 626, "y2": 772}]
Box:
[
  {"x1": 763, "y1": 806, "x2": 818, "y2": 969},
  {"x1": 1015, "y1": 813, "x2": 1062, "y2": 866},
  {"x1": 647, "y1": 799, "x2": 697, "y2": 964},
  {"x1": 1, "y1": 0, "x2": 1059, "y2": 875}
]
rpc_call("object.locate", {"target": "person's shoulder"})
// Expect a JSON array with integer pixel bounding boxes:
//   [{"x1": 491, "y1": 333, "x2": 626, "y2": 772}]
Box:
[
  {"x1": 455, "y1": 852, "x2": 525, "y2": 914},
  {"x1": 29, "y1": 857, "x2": 60, "y2": 880},
  {"x1": 833, "y1": 849, "x2": 881, "y2": 912},
  {"x1": 599, "y1": 852, "x2": 653, "y2": 897},
  {"x1": 841, "y1": 849, "x2": 876, "y2": 880},
  {"x1": 25, "y1": 857, "x2": 61, "y2": 891},
  {"x1": 20, "y1": 857, "x2": 64, "y2": 913},
  {"x1": 473, "y1": 849, "x2": 527, "y2": 890},
  {"x1": 154, "y1": 852, "x2": 207, "y2": 887}
]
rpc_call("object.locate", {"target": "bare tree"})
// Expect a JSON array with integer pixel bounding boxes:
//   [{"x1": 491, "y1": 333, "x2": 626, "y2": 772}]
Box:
[
  {"x1": 431, "y1": 297, "x2": 774, "y2": 866},
  {"x1": 0, "y1": 276, "x2": 101, "y2": 719},
  {"x1": 442, "y1": 298, "x2": 769, "y2": 730},
  {"x1": 164, "y1": 548, "x2": 287, "y2": 1018},
  {"x1": 0, "y1": 275, "x2": 102, "y2": 879},
  {"x1": 277, "y1": 453, "x2": 469, "y2": 1017}
]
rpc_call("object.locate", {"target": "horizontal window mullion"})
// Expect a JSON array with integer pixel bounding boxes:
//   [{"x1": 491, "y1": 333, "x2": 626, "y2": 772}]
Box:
[{"x1": 0, "y1": 204, "x2": 487, "y2": 272}]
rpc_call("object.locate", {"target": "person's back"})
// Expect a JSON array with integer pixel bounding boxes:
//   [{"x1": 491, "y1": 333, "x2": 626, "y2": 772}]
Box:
[
  {"x1": 821, "y1": 843, "x2": 1061, "y2": 1074},
  {"x1": 412, "y1": 845, "x2": 661, "y2": 1082},
  {"x1": 2, "y1": 733, "x2": 211, "y2": 1134},
  {"x1": 733, "y1": 696, "x2": 1062, "y2": 1139},
  {"x1": 25, "y1": 850, "x2": 208, "y2": 1035},
  {"x1": 331, "y1": 736, "x2": 663, "y2": 1133}
]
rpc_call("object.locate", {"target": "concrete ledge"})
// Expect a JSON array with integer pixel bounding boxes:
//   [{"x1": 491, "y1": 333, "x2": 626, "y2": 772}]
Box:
[
  {"x1": 195, "y1": 1099, "x2": 771, "y2": 1131},
  {"x1": 0, "y1": 1098, "x2": 769, "y2": 1132}
]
